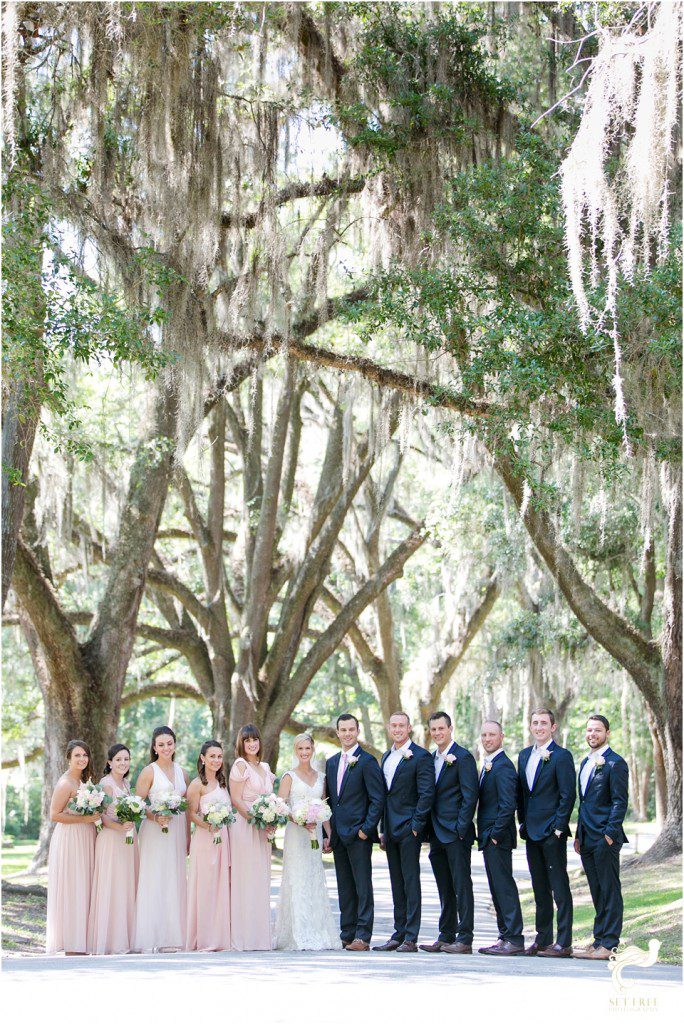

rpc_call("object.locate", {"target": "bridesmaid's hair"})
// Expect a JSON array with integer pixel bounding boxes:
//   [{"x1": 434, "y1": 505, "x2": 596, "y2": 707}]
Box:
[
  {"x1": 103, "y1": 743, "x2": 131, "y2": 779},
  {"x1": 235, "y1": 723, "x2": 261, "y2": 760},
  {"x1": 65, "y1": 739, "x2": 92, "y2": 784},
  {"x1": 197, "y1": 740, "x2": 227, "y2": 788},
  {"x1": 150, "y1": 725, "x2": 177, "y2": 762}
]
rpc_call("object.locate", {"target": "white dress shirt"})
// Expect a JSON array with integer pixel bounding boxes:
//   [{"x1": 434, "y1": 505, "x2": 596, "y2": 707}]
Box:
[
  {"x1": 384, "y1": 739, "x2": 412, "y2": 789},
  {"x1": 337, "y1": 743, "x2": 359, "y2": 791},
  {"x1": 480, "y1": 746, "x2": 504, "y2": 781},
  {"x1": 434, "y1": 744, "x2": 453, "y2": 782},
  {"x1": 525, "y1": 738, "x2": 553, "y2": 790},
  {"x1": 580, "y1": 743, "x2": 610, "y2": 796}
]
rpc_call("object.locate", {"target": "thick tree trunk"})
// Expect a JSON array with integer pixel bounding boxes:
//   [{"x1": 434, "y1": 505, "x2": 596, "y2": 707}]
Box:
[{"x1": 1, "y1": 380, "x2": 42, "y2": 610}]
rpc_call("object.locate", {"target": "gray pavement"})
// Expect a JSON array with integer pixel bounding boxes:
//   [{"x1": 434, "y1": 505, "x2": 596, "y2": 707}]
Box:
[{"x1": 2, "y1": 846, "x2": 680, "y2": 1018}]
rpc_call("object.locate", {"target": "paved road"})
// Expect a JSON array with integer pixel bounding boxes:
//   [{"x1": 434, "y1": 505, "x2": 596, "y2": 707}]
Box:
[{"x1": 3, "y1": 847, "x2": 680, "y2": 1019}]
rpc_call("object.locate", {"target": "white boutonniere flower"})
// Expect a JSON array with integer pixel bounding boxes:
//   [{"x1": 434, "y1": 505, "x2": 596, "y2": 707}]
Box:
[
  {"x1": 402, "y1": 749, "x2": 413, "y2": 760},
  {"x1": 594, "y1": 755, "x2": 606, "y2": 771},
  {"x1": 347, "y1": 755, "x2": 359, "y2": 768},
  {"x1": 541, "y1": 750, "x2": 552, "y2": 763},
  {"x1": 444, "y1": 753, "x2": 457, "y2": 766},
  {"x1": 484, "y1": 761, "x2": 492, "y2": 772}
]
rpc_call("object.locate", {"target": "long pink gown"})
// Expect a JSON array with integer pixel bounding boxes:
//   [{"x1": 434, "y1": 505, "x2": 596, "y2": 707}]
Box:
[
  {"x1": 186, "y1": 783, "x2": 232, "y2": 951},
  {"x1": 229, "y1": 758, "x2": 274, "y2": 951},
  {"x1": 87, "y1": 777, "x2": 139, "y2": 954},
  {"x1": 46, "y1": 790, "x2": 96, "y2": 954},
  {"x1": 134, "y1": 761, "x2": 188, "y2": 952}
]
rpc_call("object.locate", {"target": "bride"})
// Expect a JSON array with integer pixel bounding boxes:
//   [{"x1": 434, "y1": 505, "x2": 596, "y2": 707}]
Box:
[{"x1": 274, "y1": 733, "x2": 342, "y2": 951}]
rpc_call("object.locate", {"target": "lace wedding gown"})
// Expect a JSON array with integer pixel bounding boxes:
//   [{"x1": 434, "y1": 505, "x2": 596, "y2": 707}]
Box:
[{"x1": 274, "y1": 770, "x2": 342, "y2": 951}]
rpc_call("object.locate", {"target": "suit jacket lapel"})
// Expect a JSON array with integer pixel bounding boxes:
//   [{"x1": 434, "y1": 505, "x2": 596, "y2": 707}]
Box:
[
  {"x1": 531, "y1": 739, "x2": 555, "y2": 790},
  {"x1": 330, "y1": 751, "x2": 342, "y2": 799},
  {"x1": 578, "y1": 756, "x2": 588, "y2": 799},
  {"x1": 520, "y1": 747, "x2": 532, "y2": 792},
  {"x1": 338, "y1": 746, "x2": 359, "y2": 799},
  {"x1": 435, "y1": 741, "x2": 456, "y2": 788}
]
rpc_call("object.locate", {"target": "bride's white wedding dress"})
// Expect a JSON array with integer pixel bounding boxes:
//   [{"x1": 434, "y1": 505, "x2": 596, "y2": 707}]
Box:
[{"x1": 274, "y1": 770, "x2": 342, "y2": 951}]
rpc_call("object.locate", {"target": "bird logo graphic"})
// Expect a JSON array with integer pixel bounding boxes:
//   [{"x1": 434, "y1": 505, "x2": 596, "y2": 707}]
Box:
[{"x1": 608, "y1": 939, "x2": 661, "y2": 991}]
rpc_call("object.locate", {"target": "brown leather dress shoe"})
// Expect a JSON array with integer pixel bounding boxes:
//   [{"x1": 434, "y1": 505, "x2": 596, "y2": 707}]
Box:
[
  {"x1": 372, "y1": 939, "x2": 401, "y2": 951},
  {"x1": 538, "y1": 943, "x2": 572, "y2": 958},
  {"x1": 573, "y1": 945, "x2": 612, "y2": 960},
  {"x1": 479, "y1": 940, "x2": 525, "y2": 956},
  {"x1": 419, "y1": 940, "x2": 447, "y2": 952},
  {"x1": 345, "y1": 939, "x2": 370, "y2": 951},
  {"x1": 396, "y1": 940, "x2": 418, "y2": 952},
  {"x1": 478, "y1": 939, "x2": 505, "y2": 954},
  {"x1": 441, "y1": 942, "x2": 472, "y2": 954},
  {"x1": 524, "y1": 943, "x2": 541, "y2": 956}
]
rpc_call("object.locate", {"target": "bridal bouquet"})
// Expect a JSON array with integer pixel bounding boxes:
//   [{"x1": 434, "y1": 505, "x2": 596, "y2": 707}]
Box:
[
  {"x1": 203, "y1": 802, "x2": 237, "y2": 844},
  {"x1": 292, "y1": 798, "x2": 332, "y2": 850},
  {"x1": 148, "y1": 791, "x2": 187, "y2": 834},
  {"x1": 247, "y1": 794, "x2": 289, "y2": 845},
  {"x1": 68, "y1": 781, "x2": 112, "y2": 834},
  {"x1": 114, "y1": 794, "x2": 147, "y2": 844}
]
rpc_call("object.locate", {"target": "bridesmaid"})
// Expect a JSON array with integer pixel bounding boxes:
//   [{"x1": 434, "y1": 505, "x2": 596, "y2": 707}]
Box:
[
  {"x1": 229, "y1": 724, "x2": 275, "y2": 951},
  {"x1": 46, "y1": 739, "x2": 101, "y2": 955},
  {"x1": 186, "y1": 740, "x2": 232, "y2": 952},
  {"x1": 87, "y1": 743, "x2": 139, "y2": 954},
  {"x1": 134, "y1": 726, "x2": 190, "y2": 953}
]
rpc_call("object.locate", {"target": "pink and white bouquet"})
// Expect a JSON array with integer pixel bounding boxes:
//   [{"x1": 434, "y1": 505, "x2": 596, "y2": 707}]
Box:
[
  {"x1": 148, "y1": 791, "x2": 187, "y2": 833},
  {"x1": 67, "y1": 781, "x2": 111, "y2": 833},
  {"x1": 114, "y1": 794, "x2": 147, "y2": 844},
  {"x1": 203, "y1": 802, "x2": 237, "y2": 844},
  {"x1": 292, "y1": 798, "x2": 332, "y2": 849},
  {"x1": 247, "y1": 794, "x2": 289, "y2": 845}
]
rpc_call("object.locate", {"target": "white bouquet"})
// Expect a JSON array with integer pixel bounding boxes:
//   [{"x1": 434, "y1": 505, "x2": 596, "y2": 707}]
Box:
[
  {"x1": 203, "y1": 802, "x2": 237, "y2": 844},
  {"x1": 149, "y1": 791, "x2": 187, "y2": 834},
  {"x1": 67, "y1": 781, "x2": 111, "y2": 834},
  {"x1": 114, "y1": 794, "x2": 147, "y2": 844},
  {"x1": 247, "y1": 794, "x2": 289, "y2": 845},
  {"x1": 292, "y1": 797, "x2": 332, "y2": 849}
]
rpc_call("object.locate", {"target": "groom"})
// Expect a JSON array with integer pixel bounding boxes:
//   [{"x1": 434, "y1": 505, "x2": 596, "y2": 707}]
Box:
[{"x1": 324, "y1": 713, "x2": 385, "y2": 952}]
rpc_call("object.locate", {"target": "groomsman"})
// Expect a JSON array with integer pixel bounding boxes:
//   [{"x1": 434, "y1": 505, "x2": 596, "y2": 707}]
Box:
[
  {"x1": 420, "y1": 711, "x2": 479, "y2": 955},
  {"x1": 517, "y1": 707, "x2": 576, "y2": 958},
  {"x1": 374, "y1": 712, "x2": 435, "y2": 952},
  {"x1": 477, "y1": 720, "x2": 525, "y2": 956},
  {"x1": 324, "y1": 713, "x2": 385, "y2": 952},
  {"x1": 573, "y1": 714, "x2": 629, "y2": 960}
]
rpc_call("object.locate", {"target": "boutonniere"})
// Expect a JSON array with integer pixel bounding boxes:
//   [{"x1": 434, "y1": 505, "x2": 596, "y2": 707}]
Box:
[
  {"x1": 444, "y1": 753, "x2": 457, "y2": 766},
  {"x1": 594, "y1": 755, "x2": 605, "y2": 772},
  {"x1": 402, "y1": 749, "x2": 413, "y2": 760},
  {"x1": 347, "y1": 755, "x2": 359, "y2": 768},
  {"x1": 540, "y1": 750, "x2": 552, "y2": 763},
  {"x1": 484, "y1": 761, "x2": 492, "y2": 772}
]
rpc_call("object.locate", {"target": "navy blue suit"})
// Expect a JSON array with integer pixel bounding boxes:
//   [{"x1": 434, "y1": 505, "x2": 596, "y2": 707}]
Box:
[
  {"x1": 380, "y1": 742, "x2": 435, "y2": 943},
  {"x1": 326, "y1": 746, "x2": 384, "y2": 944},
  {"x1": 477, "y1": 750, "x2": 523, "y2": 945},
  {"x1": 577, "y1": 747, "x2": 629, "y2": 949},
  {"x1": 517, "y1": 740, "x2": 576, "y2": 948},
  {"x1": 427, "y1": 741, "x2": 478, "y2": 945}
]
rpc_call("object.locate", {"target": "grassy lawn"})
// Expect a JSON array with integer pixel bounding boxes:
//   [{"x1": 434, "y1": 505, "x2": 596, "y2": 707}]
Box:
[
  {"x1": 518, "y1": 854, "x2": 682, "y2": 965},
  {"x1": 2, "y1": 840, "x2": 38, "y2": 879}
]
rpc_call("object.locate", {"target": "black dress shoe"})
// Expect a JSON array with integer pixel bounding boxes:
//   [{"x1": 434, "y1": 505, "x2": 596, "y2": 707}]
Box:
[
  {"x1": 396, "y1": 940, "x2": 418, "y2": 952},
  {"x1": 372, "y1": 939, "x2": 402, "y2": 951},
  {"x1": 419, "y1": 940, "x2": 447, "y2": 953}
]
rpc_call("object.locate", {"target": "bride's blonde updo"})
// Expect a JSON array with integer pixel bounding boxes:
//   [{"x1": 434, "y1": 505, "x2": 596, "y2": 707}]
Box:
[{"x1": 293, "y1": 733, "x2": 314, "y2": 753}]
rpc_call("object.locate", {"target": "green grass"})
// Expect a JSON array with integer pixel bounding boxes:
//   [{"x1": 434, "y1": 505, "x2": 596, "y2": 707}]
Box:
[
  {"x1": 518, "y1": 854, "x2": 682, "y2": 965},
  {"x1": 2, "y1": 841, "x2": 38, "y2": 879}
]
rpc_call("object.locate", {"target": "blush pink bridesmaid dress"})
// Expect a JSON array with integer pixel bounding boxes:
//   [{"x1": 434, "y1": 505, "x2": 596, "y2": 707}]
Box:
[
  {"x1": 87, "y1": 777, "x2": 139, "y2": 954},
  {"x1": 46, "y1": 808, "x2": 96, "y2": 954},
  {"x1": 229, "y1": 757, "x2": 274, "y2": 951},
  {"x1": 186, "y1": 783, "x2": 232, "y2": 951}
]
